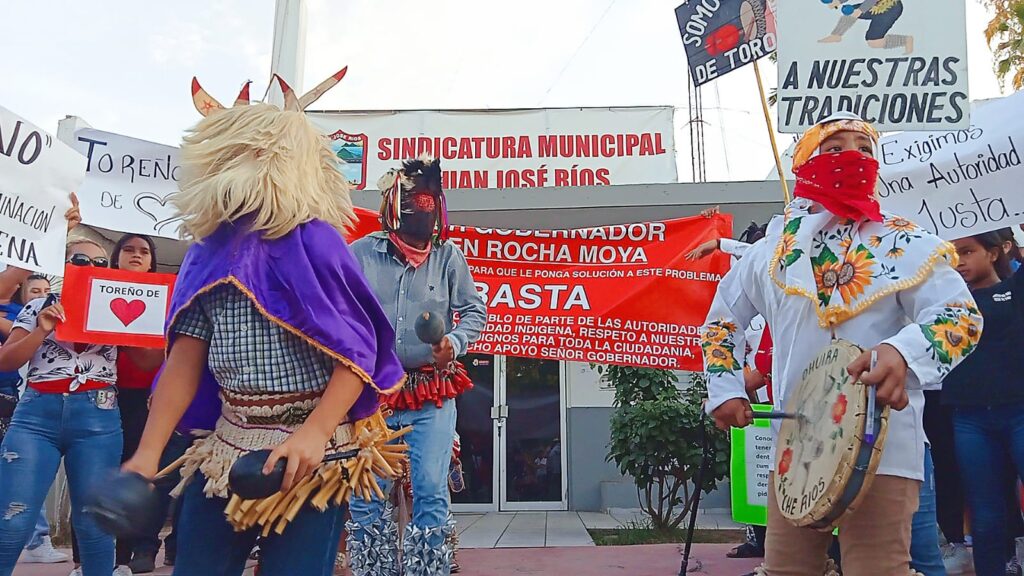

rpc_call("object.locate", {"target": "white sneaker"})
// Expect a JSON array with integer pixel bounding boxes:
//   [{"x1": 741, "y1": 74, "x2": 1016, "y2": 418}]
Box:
[
  {"x1": 19, "y1": 536, "x2": 69, "y2": 563},
  {"x1": 68, "y1": 568, "x2": 82, "y2": 576},
  {"x1": 942, "y1": 543, "x2": 974, "y2": 575},
  {"x1": 112, "y1": 566, "x2": 133, "y2": 576}
]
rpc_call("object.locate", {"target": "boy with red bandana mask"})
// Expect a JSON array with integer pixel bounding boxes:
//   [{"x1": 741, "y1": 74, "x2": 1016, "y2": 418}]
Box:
[{"x1": 702, "y1": 113, "x2": 981, "y2": 575}]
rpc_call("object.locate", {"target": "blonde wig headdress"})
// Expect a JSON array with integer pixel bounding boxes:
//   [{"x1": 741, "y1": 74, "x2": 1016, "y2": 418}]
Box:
[
  {"x1": 791, "y1": 112, "x2": 880, "y2": 172},
  {"x1": 172, "y1": 69, "x2": 355, "y2": 241}
]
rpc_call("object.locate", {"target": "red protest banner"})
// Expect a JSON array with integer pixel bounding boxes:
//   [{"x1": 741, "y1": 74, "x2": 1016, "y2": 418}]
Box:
[
  {"x1": 56, "y1": 266, "x2": 177, "y2": 349},
  {"x1": 452, "y1": 214, "x2": 732, "y2": 370}
]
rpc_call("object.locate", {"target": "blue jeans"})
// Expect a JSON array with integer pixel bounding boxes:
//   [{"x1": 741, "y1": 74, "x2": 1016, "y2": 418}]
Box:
[
  {"x1": 173, "y1": 473, "x2": 345, "y2": 576},
  {"x1": 954, "y1": 404, "x2": 1024, "y2": 576},
  {"x1": 349, "y1": 400, "x2": 456, "y2": 542},
  {"x1": 911, "y1": 446, "x2": 947, "y2": 576},
  {"x1": 0, "y1": 387, "x2": 122, "y2": 576},
  {"x1": 24, "y1": 506, "x2": 49, "y2": 550},
  {"x1": 0, "y1": 379, "x2": 51, "y2": 552}
]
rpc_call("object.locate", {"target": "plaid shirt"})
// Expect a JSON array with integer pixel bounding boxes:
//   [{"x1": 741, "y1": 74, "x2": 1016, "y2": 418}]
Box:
[{"x1": 171, "y1": 284, "x2": 335, "y2": 395}]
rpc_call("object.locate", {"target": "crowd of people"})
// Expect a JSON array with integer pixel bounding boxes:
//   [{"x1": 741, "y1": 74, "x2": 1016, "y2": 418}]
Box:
[
  {"x1": 0, "y1": 71, "x2": 485, "y2": 576},
  {"x1": 0, "y1": 202, "x2": 190, "y2": 576}
]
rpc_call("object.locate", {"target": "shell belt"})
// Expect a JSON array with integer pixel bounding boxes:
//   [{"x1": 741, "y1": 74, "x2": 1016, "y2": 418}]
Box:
[{"x1": 164, "y1": 390, "x2": 409, "y2": 536}]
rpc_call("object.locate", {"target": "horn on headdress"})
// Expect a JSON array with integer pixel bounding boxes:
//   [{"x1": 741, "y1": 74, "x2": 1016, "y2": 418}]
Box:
[
  {"x1": 299, "y1": 66, "x2": 348, "y2": 109},
  {"x1": 273, "y1": 74, "x2": 301, "y2": 112},
  {"x1": 233, "y1": 80, "x2": 252, "y2": 107},
  {"x1": 191, "y1": 77, "x2": 225, "y2": 117}
]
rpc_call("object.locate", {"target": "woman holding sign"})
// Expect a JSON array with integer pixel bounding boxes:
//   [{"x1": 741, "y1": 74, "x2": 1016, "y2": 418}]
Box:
[
  {"x1": 66, "y1": 233, "x2": 166, "y2": 575},
  {"x1": 0, "y1": 238, "x2": 122, "y2": 576},
  {"x1": 110, "y1": 234, "x2": 164, "y2": 574}
]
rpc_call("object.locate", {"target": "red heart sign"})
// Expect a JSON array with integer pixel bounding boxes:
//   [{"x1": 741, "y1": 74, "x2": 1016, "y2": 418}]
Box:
[{"x1": 110, "y1": 298, "x2": 146, "y2": 327}]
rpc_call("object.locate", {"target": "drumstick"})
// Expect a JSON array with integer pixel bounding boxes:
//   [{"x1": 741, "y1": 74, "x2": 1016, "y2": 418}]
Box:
[
  {"x1": 865, "y1": 349, "x2": 878, "y2": 444},
  {"x1": 755, "y1": 411, "x2": 799, "y2": 420}
]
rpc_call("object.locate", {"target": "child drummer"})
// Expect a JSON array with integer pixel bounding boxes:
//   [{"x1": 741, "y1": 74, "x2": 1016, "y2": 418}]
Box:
[{"x1": 701, "y1": 112, "x2": 981, "y2": 575}]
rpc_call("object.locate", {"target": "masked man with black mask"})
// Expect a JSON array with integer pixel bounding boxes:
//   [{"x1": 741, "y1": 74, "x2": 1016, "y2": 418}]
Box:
[{"x1": 347, "y1": 156, "x2": 486, "y2": 576}]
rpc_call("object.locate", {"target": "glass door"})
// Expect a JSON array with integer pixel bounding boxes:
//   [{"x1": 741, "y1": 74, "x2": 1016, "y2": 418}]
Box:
[
  {"x1": 499, "y1": 357, "x2": 567, "y2": 511},
  {"x1": 452, "y1": 353, "x2": 499, "y2": 512}
]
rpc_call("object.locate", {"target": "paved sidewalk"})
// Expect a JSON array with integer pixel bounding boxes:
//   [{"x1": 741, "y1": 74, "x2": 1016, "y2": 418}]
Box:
[
  {"x1": 456, "y1": 510, "x2": 743, "y2": 549},
  {"x1": 15, "y1": 511, "x2": 748, "y2": 574},
  {"x1": 15, "y1": 544, "x2": 761, "y2": 576}
]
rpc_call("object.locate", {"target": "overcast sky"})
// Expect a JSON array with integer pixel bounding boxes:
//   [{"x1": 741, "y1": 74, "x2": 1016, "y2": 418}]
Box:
[{"x1": 1, "y1": 0, "x2": 1009, "y2": 183}]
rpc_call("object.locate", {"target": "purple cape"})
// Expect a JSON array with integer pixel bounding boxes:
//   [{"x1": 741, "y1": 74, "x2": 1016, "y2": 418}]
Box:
[{"x1": 162, "y1": 219, "x2": 404, "y2": 434}]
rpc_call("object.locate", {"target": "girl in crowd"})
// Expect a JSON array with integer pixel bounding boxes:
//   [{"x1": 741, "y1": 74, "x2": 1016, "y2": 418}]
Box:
[
  {"x1": 67, "y1": 234, "x2": 165, "y2": 575},
  {"x1": 944, "y1": 231, "x2": 1024, "y2": 575},
  {"x1": 109, "y1": 234, "x2": 164, "y2": 574},
  {"x1": 0, "y1": 238, "x2": 122, "y2": 576}
]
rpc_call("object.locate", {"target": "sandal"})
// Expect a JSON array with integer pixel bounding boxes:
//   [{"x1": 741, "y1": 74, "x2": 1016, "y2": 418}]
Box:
[{"x1": 727, "y1": 542, "x2": 765, "y2": 559}]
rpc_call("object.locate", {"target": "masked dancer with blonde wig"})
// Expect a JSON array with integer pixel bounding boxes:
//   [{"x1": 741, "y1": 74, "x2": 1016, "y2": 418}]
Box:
[
  {"x1": 122, "y1": 70, "x2": 406, "y2": 576},
  {"x1": 701, "y1": 112, "x2": 981, "y2": 576}
]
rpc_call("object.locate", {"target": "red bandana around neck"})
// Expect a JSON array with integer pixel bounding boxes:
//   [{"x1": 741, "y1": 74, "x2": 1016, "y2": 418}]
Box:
[
  {"x1": 793, "y1": 150, "x2": 883, "y2": 222},
  {"x1": 389, "y1": 232, "x2": 431, "y2": 268}
]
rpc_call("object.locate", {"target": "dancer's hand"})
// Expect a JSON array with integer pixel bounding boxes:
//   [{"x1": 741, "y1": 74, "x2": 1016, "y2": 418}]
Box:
[
  {"x1": 712, "y1": 398, "x2": 754, "y2": 431},
  {"x1": 819, "y1": 34, "x2": 842, "y2": 43},
  {"x1": 432, "y1": 336, "x2": 455, "y2": 366},
  {"x1": 265, "y1": 424, "x2": 329, "y2": 493},
  {"x1": 848, "y1": 344, "x2": 909, "y2": 410},
  {"x1": 123, "y1": 450, "x2": 161, "y2": 480}
]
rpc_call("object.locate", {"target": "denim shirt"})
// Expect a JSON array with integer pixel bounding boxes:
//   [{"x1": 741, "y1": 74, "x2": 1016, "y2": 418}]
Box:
[{"x1": 351, "y1": 234, "x2": 487, "y2": 370}]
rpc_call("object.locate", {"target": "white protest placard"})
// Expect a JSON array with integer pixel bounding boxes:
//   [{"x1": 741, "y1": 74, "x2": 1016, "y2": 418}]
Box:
[
  {"x1": 71, "y1": 128, "x2": 183, "y2": 240},
  {"x1": 877, "y1": 92, "x2": 1024, "y2": 240},
  {"x1": 776, "y1": 0, "x2": 969, "y2": 133},
  {"x1": 0, "y1": 106, "x2": 81, "y2": 275}
]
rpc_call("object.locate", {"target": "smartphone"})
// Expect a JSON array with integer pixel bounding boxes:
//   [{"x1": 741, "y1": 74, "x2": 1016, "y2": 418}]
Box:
[{"x1": 41, "y1": 293, "x2": 58, "y2": 310}]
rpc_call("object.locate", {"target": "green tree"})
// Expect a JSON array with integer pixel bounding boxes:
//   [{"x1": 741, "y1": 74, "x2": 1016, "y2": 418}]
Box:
[
  {"x1": 600, "y1": 366, "x2": 730, "y2": 531},
  {"x1": 984, "y1": 0, "x2": 1024, "y2": 89}
]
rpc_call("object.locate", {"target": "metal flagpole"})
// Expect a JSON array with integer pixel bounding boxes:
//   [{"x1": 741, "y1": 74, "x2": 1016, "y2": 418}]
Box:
[
  {"x1": 270, "y1": 0, "x2": 308, "y2": 106},
  {"x1": 753, "y1": 59, "x2": 791, "y2": 203}
]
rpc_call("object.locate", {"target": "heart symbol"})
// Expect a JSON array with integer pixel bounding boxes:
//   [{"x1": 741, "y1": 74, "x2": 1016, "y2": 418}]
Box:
[
  {"x1": 110, "y1": 298, "x2": 146, "y2": 327},
  {"x1": 134, "y1": 193, "x2": 182, "y2": 234}
]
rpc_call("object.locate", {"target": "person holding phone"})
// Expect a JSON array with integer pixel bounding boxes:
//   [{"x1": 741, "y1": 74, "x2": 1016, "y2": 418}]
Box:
[{"x1": 0, "y1": 239, "x2": 122, "y2": 576}]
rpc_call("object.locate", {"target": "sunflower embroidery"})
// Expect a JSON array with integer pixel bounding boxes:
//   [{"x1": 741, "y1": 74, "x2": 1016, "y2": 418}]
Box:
[
  {"x1": 922, "y1": 302, "x2": 983, "y2": 367},
  {"x1": 780, "y1": 217, "x2": 804, "y2": 268},
  {"x1": 865, "y1": 216, "x2": 923, "y2": 260},
  {"x1": 702, "y1": 320, "x2": 741, "y2": 374},
  {"x1": 885, "y1": 217, "x2": 918, "y2": 233},
  {"x1": 812, "y1": 245, "x2": 876, "y2": 307}
]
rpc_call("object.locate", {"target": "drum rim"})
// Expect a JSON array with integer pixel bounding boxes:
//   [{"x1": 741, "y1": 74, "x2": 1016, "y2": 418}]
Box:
[{"x1": 775, "y1": 340, "x2": 889, "y2": 529}]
